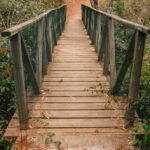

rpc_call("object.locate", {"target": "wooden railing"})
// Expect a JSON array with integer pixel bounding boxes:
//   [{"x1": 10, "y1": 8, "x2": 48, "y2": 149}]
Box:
[
  {"x1": 2, "y1": 5, "x2": 67, "y2": 129},
  {"x1": 81, "y1": 4, "x2": 150, "y2": 127}
]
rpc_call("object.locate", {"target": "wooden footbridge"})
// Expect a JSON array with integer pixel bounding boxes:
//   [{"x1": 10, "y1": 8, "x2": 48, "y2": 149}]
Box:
[{"x1": 2, "y1": 3, "x2": 150, "y2": 149}]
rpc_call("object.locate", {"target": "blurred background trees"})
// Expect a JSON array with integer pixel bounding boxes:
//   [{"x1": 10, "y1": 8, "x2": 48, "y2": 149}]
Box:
[
  {"x1": 0, "y1": 0, "x2": 63, "y2": 31},
  {"x1": 97, "y1": 0, "x2": 150, "y2": 27}
]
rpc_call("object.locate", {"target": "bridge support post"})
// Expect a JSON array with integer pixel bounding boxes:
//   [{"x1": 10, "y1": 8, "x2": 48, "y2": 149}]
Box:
[
  {"x1": 126, "y1": 31, "x2": 146, "y2": 127},
  {"x1": 10, "y1": 33, "x2": 28, "y2": 129}
]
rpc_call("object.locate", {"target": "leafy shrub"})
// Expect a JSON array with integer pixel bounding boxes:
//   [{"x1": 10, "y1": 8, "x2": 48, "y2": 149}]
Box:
[
  {"x1": 0, "y1": 0, "x2": 62, "y2": 31},
  {"x1": 0, "y1": 38, "x2": 15, "y2": 148},
  {"x1": 132, "y1": 120, "x2": 150, "y2": 150}
]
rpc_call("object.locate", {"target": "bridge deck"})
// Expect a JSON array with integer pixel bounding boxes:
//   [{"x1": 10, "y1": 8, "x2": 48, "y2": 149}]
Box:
[{"x1": 6, "y1": 19, "x2": 133, "y2": 149}]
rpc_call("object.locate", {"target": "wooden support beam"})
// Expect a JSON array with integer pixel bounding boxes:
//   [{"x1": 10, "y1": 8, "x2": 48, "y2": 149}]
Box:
[
  {"x1": 108, "y1": 19, "x2": 116, "y2": 89},
  {"x1": 96, "y1": 14, "x2": 102, "y2": 55},
  {"x1": 21, "y1": 35, "x2": 40, "y2": 95},
  {"x1": 42, "y1": 19, "x2": 48, "y2": 75},
  {"x1": 112, "y1": 32, "x2": 136, "y2": 94},
  {"x1": 10, "y1": 34, "x2": 28, "y2": 129},
  {"x1": 125, "y1": 31, "x2": 146, "y2": 127},
  {"x1": 103, "y1": 19, "x2": 109, "y2": 75},
  {"x1": 98, "y1": 17, "x2": 107, "y2": 61},
  {"x1": 37, "y1": 19, "x2": 44, "y2": 87}
]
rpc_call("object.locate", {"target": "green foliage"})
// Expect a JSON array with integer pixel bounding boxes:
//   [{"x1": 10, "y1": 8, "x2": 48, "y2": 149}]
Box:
[
  {"x1": 114, "y1": 24, "x2": 134, "y2": 71},
  {"x1": 0, "y1": 136, "x2": 12, "y2": 150},
  {"x1": 112, "y1": 0, "x2": 125, "y2": 16},
  {"x1": 0, "y1": 38, "x2": 15, "y2": 148},
  {"x1": 106, "y1": 0, "x2": 125, "y2": 16},
  {"x1": 136, "y1": 63, "x2": 150, "y2": 119},
  {"x1": 131, "y1": 120, "x2": 150, "y2": 150},
  {"x1": 0, "y1": 0, "x2": 61, "y2": 31}
]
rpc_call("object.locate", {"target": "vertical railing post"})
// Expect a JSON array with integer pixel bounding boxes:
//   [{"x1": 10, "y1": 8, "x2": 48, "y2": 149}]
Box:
[
  {"x1": 37, "y1": 19, "x2": 44, "y2": 87},
  {"x1": 85, "y1": 8, "x2": 88, "y2": 27},
  {"x1": 98, "y1": 16, "x2": 107, "y2": 61},
  {"x1": 93, "y1": 12, "x2": 98, "y2": 47},
  {"x1": 95, "y1": 12, "x2": 98, "y2": 51},
  {"x1": 103, "y1": 18, "x2": 109, "y2": 75},
  {"x1": 108, "y1": 18, "x2": 116, "y2": 89},
  {"x1": 126, "y1": 31, "x2": 146, "y2": 127},
  {"x1": 95, "y1": 13, "x2": 101, "y2": 54},
  {"x1": 81, "y1": 5, "x2": 84, "y2": 22},
  {"x1": 10, "y1": 33, "x2": 28, "y2": 129},
  {"x1": 42, "y1": 18, "x2": 48, "y2": 75}
]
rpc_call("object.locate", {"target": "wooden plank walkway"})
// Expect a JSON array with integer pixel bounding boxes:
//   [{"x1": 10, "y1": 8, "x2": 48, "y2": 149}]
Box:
[{"x1": 6, "y1": 19, "x2": 133, "y2": 149}]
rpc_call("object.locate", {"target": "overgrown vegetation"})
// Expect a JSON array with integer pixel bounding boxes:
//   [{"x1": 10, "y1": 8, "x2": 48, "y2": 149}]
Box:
[
  {"x1": 0, "y1": 38, "x2": 15, "y2": 149},
  {"x1": 0, "y1": 0, "x2": 63, "y2": 31}
]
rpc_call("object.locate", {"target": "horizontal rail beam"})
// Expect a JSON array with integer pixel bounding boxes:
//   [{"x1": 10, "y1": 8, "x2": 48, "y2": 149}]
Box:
[{"x1": 81, "y1": 4, "x2": 150, "y2": 33}]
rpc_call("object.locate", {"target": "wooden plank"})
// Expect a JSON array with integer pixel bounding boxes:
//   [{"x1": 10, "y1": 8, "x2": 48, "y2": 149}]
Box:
[
  {"x1": 28, "y1": 96, "x2": 111, "y2": 103},
  {"x1": 28, "y1": 102, "x2": 126, "y2": 110},
  {"x1": 43, "y1": 77, "x2": 107, "y2": 82},
  {"x1": 55, "y1": 45, "x2": 94, "y2": 49},
  {"x1": 53, "y1": 50, "x2": 95, "y2": 53},
  {"x1": 9, "y1": 118, "x2": 125, "y2": 128},
  {"x1": 52, "y1": 61, "x2": 98, "y2": 63},
  {"x1": 4, "y1": 128, "x2": 127, "y2": 137},
  {"x1": 41, "y1": 85, "x2": 109, "y2": 91},
  {"x1": 54, "y1": 47, "x2": 95, "y2": 51},
  {"x1": 49, "y1": 62, "x2": 100, "y2": 65},
  {"x1": 37, "y1": 91, "x2": 107, "y2": 97},
  {"x1": 53, "y1": 54, "x2": 97, "y2": 57},
  {"x1": 52, "y1": 57, "x2": 97, "y2": 60},
  {"x1": 53, "y1": 56, "x2": 97, "y2": 58},
  {"x1": 59, "y1": 38, "x2": 90, "y2": 41},
  {"x1": 45, "y1": 70, "x2": 103, "y2": 74},
  {"x1": 42, "y1": 81, "x2": 109, "y2": 86},
  {"x1": 57, "y1": 41, "x2": 91, "y2": 45},
  {"x1": 14, "y1": 110, "x2": 125, "y2": 118},
  {"x1": 48, "y1": 64, "x2": 101, "y2": 68},
  {"x1": 46, "y1": 70, "x2": 103, "y2": 74},
  {"x1": 47, "y1": 68, "x2": 102, "y2": 71},
  {"x1": 44, "y1": 74, "x2": 104, "y2": 78},
  {"x1": 10, "y1": 34, "x2": 28, "y2": 129}
]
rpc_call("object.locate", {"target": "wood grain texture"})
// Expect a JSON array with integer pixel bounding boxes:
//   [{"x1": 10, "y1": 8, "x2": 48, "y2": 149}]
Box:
[
  {"x1": 10, "y1": 34, "x2": 28, "y2": 129},
  {"x1": 5, "y1": 16, "x2": 127, "y2": 138}
]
